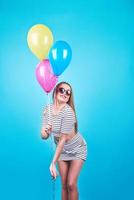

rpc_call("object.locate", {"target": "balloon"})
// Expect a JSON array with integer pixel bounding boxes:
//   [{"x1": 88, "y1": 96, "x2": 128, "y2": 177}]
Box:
[
  {"x1": 27, "y1": 24, "x2": 54, "y2": 60},
  {"x1": 35, "y1": 59, "x2": 58, "y2": 93},
  {"x1": 49, "y1": 40, "x2": 72, "y2": 76}
]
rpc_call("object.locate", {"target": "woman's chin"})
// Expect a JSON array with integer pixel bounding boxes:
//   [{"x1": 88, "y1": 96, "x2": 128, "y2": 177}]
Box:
[{"x1": 58, "y1": 98, "x2": 67, "y2": 103}]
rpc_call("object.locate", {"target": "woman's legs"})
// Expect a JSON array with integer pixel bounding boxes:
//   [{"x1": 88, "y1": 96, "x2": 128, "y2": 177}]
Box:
[
  {"x1": 57, "y1": 160, "x2": 70, "y2": 200},
  {"x1": 67, "y1": 159, "x2": 84, "y2": 200}
]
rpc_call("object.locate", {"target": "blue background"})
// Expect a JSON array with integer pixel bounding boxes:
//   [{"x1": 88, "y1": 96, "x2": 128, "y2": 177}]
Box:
[{"x1": 0, "y1": 0, "x2": 134, "y2": 199}]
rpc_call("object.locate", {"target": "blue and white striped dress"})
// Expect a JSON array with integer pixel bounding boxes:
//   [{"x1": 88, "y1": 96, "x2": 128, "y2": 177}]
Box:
[{"x1": 41, "y1": 103, "x2": 87, "y2": 161}]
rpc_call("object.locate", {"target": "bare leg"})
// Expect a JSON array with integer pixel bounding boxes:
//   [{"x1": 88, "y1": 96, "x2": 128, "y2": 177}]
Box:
[
  {"x1": 67, "y1": 159, "x2": 84, "y2": 200},
  {"x1": 57, "y1": 160, "x2": 70, "y2": 200}
]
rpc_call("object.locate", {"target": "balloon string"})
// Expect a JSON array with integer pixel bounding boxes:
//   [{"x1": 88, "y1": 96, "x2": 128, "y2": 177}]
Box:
[{"x1": 47, "y1": 92, "x2": 56, "y2": 200}]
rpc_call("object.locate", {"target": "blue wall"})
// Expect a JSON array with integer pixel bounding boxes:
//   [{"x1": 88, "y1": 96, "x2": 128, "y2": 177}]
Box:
[{"x1": 0, "y1": 0, "x2": 133, "y2": 199}]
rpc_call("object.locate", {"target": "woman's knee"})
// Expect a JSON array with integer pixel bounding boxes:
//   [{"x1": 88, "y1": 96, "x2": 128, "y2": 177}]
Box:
[
  {"x1": 67, "y1": 181, "x2": 77, "y2": 191},
  {"x1": 62, "y1": 182, "x2": 68, "y2": 190}
]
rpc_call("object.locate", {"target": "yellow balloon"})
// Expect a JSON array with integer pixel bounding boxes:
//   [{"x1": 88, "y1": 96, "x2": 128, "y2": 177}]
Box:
[{"x1": 27, "y1": 24, "x2": 54, "y2": 60}]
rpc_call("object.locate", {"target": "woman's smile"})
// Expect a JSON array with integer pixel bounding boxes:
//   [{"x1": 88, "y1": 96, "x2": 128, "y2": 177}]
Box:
[{"x1": 60, "y1": 94, "x2": 67, "y2": 100}]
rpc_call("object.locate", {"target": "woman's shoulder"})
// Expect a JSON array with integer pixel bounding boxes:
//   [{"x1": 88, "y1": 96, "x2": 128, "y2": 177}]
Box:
[
  {"x1": 43, "y1": 103, "x2": 53, "y2": 112},
  {"x1": 66, "y1": 103, "x2": 73, "y2": 110},
  {"x1": 65, "y1": 104, "x2": 75, "y2": 115},
  {"x1": 64, "y1": 104, "x2": 76, "y2": 122}
]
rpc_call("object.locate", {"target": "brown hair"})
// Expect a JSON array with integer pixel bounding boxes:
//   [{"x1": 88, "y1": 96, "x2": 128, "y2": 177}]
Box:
[{"x1": 52, "y1": 81, "x2": 78, "y2": 133}]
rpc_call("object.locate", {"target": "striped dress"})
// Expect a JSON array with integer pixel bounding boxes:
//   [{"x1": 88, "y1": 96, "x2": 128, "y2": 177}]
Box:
[{"x1": 41, "y1": 103, "x2": 88, "y2": 161}]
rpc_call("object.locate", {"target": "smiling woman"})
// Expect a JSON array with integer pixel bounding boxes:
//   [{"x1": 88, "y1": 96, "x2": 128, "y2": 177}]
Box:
[
  {"x1": 0, "y1": 0, "x2": 133, "y2": 199},
  {"x1": 41, "y1": 81, "x2": 88, "y2": 200}
]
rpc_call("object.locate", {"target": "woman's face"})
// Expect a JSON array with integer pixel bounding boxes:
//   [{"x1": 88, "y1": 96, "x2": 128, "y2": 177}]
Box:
[{"x1": 55, "y1": 83, "x2": 71, "y2": 104}]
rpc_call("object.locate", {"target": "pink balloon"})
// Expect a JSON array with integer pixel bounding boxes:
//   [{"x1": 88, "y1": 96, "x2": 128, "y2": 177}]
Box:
[{"x1": 35, "y1": 59, "x2": 58, "y2": 93}]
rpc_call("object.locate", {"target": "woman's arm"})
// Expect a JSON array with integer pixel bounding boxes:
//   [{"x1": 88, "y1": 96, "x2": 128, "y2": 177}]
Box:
[
  {"x1": 41, "y1": 105, "x2": 52, "y2": 140},
  {"x1": 49, "y1": 134, "x2": 68, "y2": 179},
  {"x1": 41, "y1": 127, "x2": 49, "y2": 139},
  {"x1": 52, "y1": 134, "x2": 68, "y2": 164},
  {"x1": 41, "y1": 124, "x2": 52, "y2": 140}
]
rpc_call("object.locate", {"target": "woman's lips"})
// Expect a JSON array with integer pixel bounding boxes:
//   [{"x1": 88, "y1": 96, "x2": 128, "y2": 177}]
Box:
[{"x1": 60, "y1": 95, "x2": 67, "y2": 99}]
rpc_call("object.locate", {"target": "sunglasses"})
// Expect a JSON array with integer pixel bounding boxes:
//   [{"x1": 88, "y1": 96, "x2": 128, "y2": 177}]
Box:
[{"x1": 57, "y1": 87, "x2": 71, "y2": 96}]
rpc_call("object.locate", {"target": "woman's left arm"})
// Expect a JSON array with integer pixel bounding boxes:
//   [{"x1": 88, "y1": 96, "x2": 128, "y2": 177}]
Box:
[
  {"x1": 49, "y1": 134, "x2": 68, "y2": 179},
  {"x1": 52, "y1": 134, "x2": 68, "y2": 164},
  {"x1": 50, "y1": 107, "x2": 75, "y2": 179}
]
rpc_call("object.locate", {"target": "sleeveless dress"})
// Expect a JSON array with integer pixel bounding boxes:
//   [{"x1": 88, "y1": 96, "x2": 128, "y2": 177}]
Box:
[{"x1": 41, "y1": 103, "x2": 88, "y2": 161}]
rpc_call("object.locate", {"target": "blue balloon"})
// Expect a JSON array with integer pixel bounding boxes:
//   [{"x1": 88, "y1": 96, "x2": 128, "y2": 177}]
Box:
[{"x1": 49, "y1": 40, "x2": 72, "y2": 76}]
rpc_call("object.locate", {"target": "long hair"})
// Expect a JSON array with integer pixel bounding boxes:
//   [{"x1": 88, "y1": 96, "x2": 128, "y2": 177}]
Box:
[{"x1": 52, "y1": 81, "x2": 78, "y2": 133}]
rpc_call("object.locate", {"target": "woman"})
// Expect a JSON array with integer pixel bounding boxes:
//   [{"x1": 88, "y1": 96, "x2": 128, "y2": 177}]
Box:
[{"x1": 41, "y1": 81, "x2": 88, "y2": 200}]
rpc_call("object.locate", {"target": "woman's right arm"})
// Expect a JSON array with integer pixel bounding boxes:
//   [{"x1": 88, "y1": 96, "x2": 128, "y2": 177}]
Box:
[
  {"x1": 41, "y1": 124, "x2": 52, "y2": 139},
  {"x1": 41, "y1": 106, "x2": 52, "y2": 140},
  {"x1": 41, "y1": 127, "x2": 49, "y2": 139}
]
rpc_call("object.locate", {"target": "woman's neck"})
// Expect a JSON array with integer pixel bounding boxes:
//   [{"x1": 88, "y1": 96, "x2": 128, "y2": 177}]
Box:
[{"x1": 54, "y1": 101, "x2": 66, "y2": 111}]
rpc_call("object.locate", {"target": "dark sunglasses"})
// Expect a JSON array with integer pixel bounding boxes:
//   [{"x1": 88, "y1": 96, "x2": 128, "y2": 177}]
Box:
[{"x1": 57, "y1": 87, "x2": 71, "y2": 96}]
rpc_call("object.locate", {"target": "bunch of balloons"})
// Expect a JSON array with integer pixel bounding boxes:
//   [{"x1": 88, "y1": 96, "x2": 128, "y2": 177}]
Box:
[{"x1": 27, "y1": 24, "x2": 72, "y2": 93}]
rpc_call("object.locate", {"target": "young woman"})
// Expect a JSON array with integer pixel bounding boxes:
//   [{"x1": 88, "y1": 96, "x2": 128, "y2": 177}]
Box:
[{"x1": 41, "y1": 81, "x2": 88, "y2": 200}]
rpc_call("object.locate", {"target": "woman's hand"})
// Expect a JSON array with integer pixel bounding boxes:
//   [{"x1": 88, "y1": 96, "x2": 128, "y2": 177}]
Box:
[
  {"x1": 45, "y1": 124, "x2": 52, "y2": 135},
  {"x1": 49, "y1": 162, "x2": 59, "y2": 180},
  {"x1": 41, "y1": 124, "x2": 52, "y2": 139}
]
